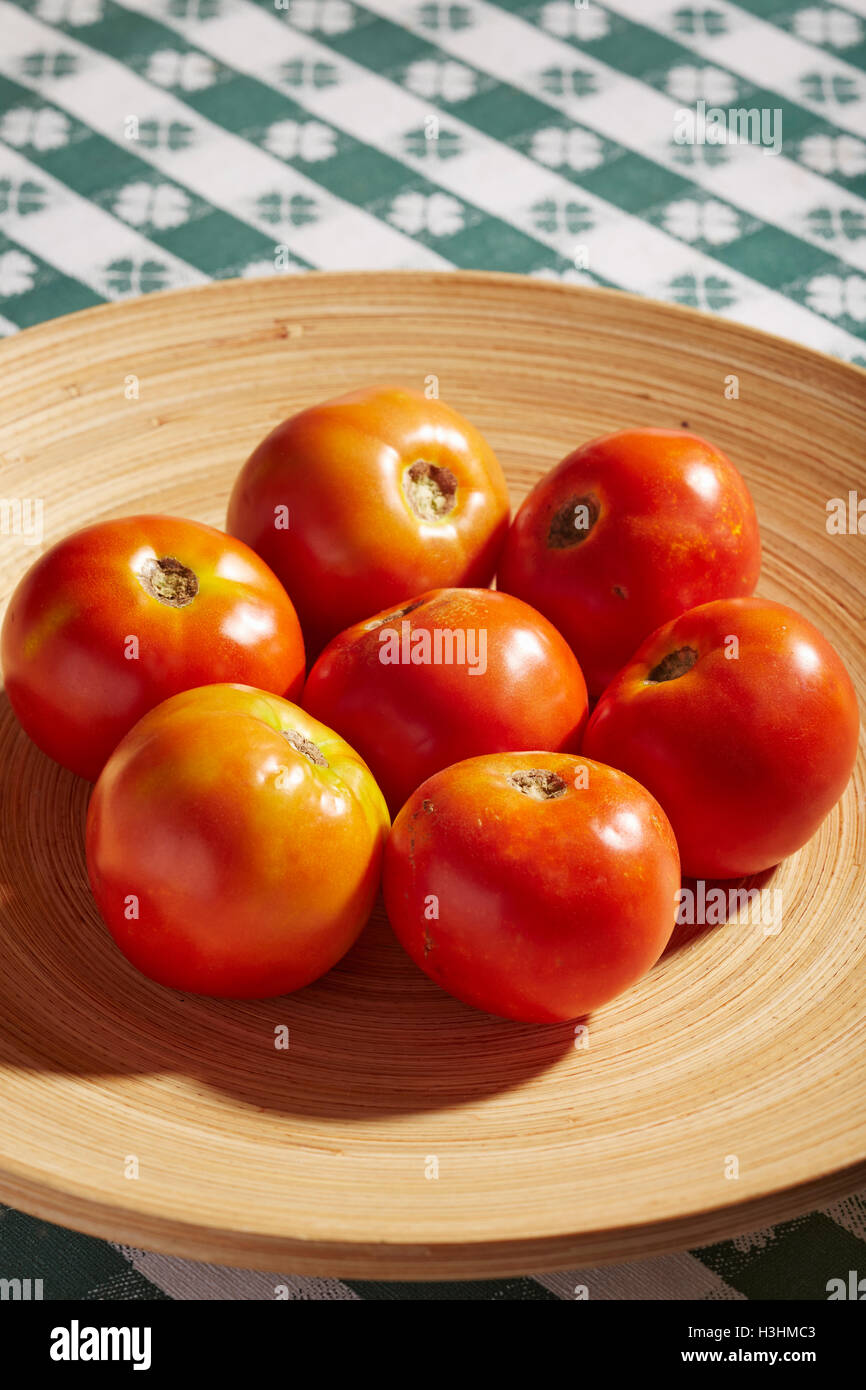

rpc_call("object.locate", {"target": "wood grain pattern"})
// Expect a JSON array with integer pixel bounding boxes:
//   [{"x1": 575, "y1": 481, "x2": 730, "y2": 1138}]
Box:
[{"x1": 0, "y1": 272, "x2": 863, "y2": 1279}]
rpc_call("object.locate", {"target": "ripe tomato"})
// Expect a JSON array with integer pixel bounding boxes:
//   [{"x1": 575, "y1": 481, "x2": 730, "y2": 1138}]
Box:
[
  {"x1": 384, "y1": 752, "x2": 680, "y2": 1022},
  {"x1": 497, "y1": 429, "x2": 761, "y2": 697},
  {"x1": 303, "y1": 587, "x2": 588, "y2": 814},
  {"x1": 226, "y1": 385, "x2": 510, "y2": 656},
  {"x1": 1, "y1": 515, "x2": 305, "y2": 781},
  {"x1": 86, "y1": 684, "x2": 389, "y2": 998},
  {"x1": 583, "y1": 597, "x2": 859, "y2": 878}
]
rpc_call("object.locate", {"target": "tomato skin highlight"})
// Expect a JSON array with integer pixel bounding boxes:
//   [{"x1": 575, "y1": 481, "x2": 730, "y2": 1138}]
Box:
[
  {"x1": 497, "y1": 429, "x2": 761, "y2": 698},
  {"x1": 85, "y1": 683, "x2": 389, "y2": 998},
  {"x1": 226, "y1": 385, "x2": 510, "y2": 657},
  {"x1": 303, "y1": 587, "x2": 589, "y2": 815},
  {"x1": 1, "y1": 515, "x2": 305, "y2": 781},
  {"x1": 383, "y1": 752, "x2": 680, "y2": 1023},
  {"x1": 583, "y1": 597, "x2": 860, "y2": 878}
]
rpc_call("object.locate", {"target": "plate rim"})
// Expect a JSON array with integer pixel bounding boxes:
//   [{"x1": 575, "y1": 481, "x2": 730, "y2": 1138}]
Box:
[{"x1": 2, "y1": 269, "x2": 865, "y2": 388}]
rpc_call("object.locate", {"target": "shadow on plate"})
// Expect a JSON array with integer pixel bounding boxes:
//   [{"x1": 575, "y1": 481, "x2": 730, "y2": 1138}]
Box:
[
  {"x1": 0, "y1": 691, "x2": 581, "y2": 1119},
  {"x1": 0, "y1": 692, "x2": 777, "y2": 1121}
]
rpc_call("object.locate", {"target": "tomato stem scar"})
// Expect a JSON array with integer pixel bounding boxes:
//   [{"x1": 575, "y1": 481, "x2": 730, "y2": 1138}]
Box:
[
  {"x1": 506, "y1": 769, "x2": 568, "y2": 800},
  {"x1": 137, "y1": 555, "x2": 198, "y2": 608},
  {"x1": 547, "y1": 493, "x2": 599, "y2": 549},
  {"x1": 283, "y1": 729, "x2": 329, "y2": 767},
  {"x1": 404, "y1": 460, "x2": 458, "y2": 522},
  {"x1": 364, "y1": 599, "x2": 425, "y2": 630},
  {"x1": 647, "y1": 646, "x2": 699, "y2": 683}
]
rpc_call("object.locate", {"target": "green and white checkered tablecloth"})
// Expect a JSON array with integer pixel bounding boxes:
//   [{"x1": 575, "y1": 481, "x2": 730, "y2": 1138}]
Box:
[{"x1": 1, "y1": 0, "x2": 864, "y2": 1300}]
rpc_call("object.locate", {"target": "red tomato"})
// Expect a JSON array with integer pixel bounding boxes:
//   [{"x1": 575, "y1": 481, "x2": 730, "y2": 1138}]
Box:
[
  {"x1": 86, "y1": 684, "x2": 389, "y2": 997},
  {"x1": 583, "y1": 597, "x2": 859, "y2": 878},
  {"x1": 303, "y1": 587, "x2": 588, "y2": 814},
  {"x1": 226, "y1": 385, "x2": 510, "y2": 656},
  {"x1": 1, "y1": 515, "x2": 305, "y2": 780},
  {"x1": 384, "y1": 752, "x2": 680, "y2": 1022},
  {"x1": 498, "y1": 429, "x2": 761, "y2": 697}
]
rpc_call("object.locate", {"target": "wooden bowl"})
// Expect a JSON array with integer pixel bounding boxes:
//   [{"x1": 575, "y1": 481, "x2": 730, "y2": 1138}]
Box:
[{"x1": 0, "y1": 273, "x2": 863, "y2": 1279}]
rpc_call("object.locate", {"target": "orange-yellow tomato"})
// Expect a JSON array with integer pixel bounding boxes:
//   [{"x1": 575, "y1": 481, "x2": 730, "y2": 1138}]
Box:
[
  {"x1": 86, "y1": 684, "x2": 389, "y2": 998},
  {"x1": 227, "y1": 385, "x2": 510, "y2": 656}
]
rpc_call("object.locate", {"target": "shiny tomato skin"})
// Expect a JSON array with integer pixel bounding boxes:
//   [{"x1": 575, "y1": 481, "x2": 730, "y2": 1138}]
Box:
[
  {"x1": 583, "y1": 597, "x2": 859, "y2": 878},
  {"x1": 226, "y1": 385, "x2": 510, "y2": 656},
  {"x1": 1, "y1": 515, "x2": 305, "y2": 781},
  {"x1": 86, "y1": 684, "x2": 389, "y2": 998},
  {"x1": 497, "y1": 429, "x2": 761, "y2": 697},
  {"x1": 303, "y1": 587, "x2": 589, "y2": 814},
  {"x1": 384, "y1": 752, "x2": 680, "y2": 1023}
]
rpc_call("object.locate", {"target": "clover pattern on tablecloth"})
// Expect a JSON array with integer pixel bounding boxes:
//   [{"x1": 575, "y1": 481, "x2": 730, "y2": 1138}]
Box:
[
  {"x1": 669, "y1": 6, "x2": 728, "y2": 38},
  {"x1": 530, "y1": 127, "x2": 607, "y2": 174},
  {"x1": 0, "y1": 249, "x2": 38, "y2": 297},
  {"x1": 254, "y1": 190, "x2": 320, "y2": 226},
  {"x1": 279, "y1": 57, "x2": 340, "y2": 89},
  {"x1": 0, "y1": 106, "x2": 72, "y2": 152},
  {"x1": 667, "y1": 271, "x2": 739, "y2": 311},
  {"x1": 402, "y1": 58, "x2": 478, "y2": 104},
  {"x1": 282, "y1": 0, "x2": 357, "y2": 34},
  {"x1": 101, "y1": 257, "x2": 176, "y2": 296},
  {"x1": 802, "y1": 271, "x2": 866, "y2": 321},
  {"x1": 167, "y1": 0, "x2": 222, "y2": 20},
  {"x1": 656, "y1": 196, "x2": 745, "y2": 248},
  {"x1": 537, "y1": 1, "x2": 611, "y2": 42},
  {"x1": 663, "y1": 63, "x2": 741, "y2": 105},
  {"x1": 0, "y1": 178, "x2": 50, "y2": 216},
  {"x1": 805, "y1": 206, "x2": 866, "y2": 242},
  {"x1": 134, "y1": 119, "x2": 197, "y2": 151},
  {"x1": 143, "y1": 49, "x2": 220, "y2": 93},
  {"x1": 112, "y1": 181, "x2": 194, "y2": 232},
  {"x1": 19, "y1": 49, "x2": 79, "y2": 80},
  {"x1": 791, "y1": 6, "x2": 864, "y2": 50},
  {"x1": 796, "y1": 132, "x2": 866, "y2": 177},
  {"x1": 536, "y1": 66, "x2": 599, "y2": 99},
  {"x1": 529, "y1": 196, "x2": 595, "y2": 237},
  {"x1": 32, "y1": 0, "x2": 103, "y2": 26},
  {"x1": 402, "y1": 126, "x2": 463, "y2": 160},
  {"x1": 416, "y1": 3, "x2": 475, "y2": 33},
  {"x1": 800, "y1": 71, "x2": 863, "y2": 105},
  {"x1": 261, "y1": 119, "x2": 341, "y2": 163},
  {"x1": 387, "y1": 189, "x2": 466, "y2": 237}
]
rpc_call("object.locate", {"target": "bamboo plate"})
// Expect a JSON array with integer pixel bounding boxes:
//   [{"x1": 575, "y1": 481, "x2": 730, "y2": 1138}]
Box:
[{"x1": 0, "y1": 273, "x2": 864, "y2": 1281}]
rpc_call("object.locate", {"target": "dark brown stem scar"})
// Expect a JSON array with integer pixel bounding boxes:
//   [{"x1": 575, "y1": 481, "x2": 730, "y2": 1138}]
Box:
[
  {"x1": 404, "y1": 460, "x2": 458, "y2": 522},
  {"x1": 548, "y1": 494, "x2": 599, "y2": 549},
  {"x1": 283, "y1": 729, "x2": 328, "y2": 767},
  {"x1": 365, "y1": 599, "x2": 425, "y2": 630},
  {"x1": 507, "y1": 769, "x2": 568, "y2": 800},
  {"x1": 137, "y1": 555, "x2": 198, "y2": 608},
  {"x1": 648, "y1": 646, "x2": 699, "y2": 683}
]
